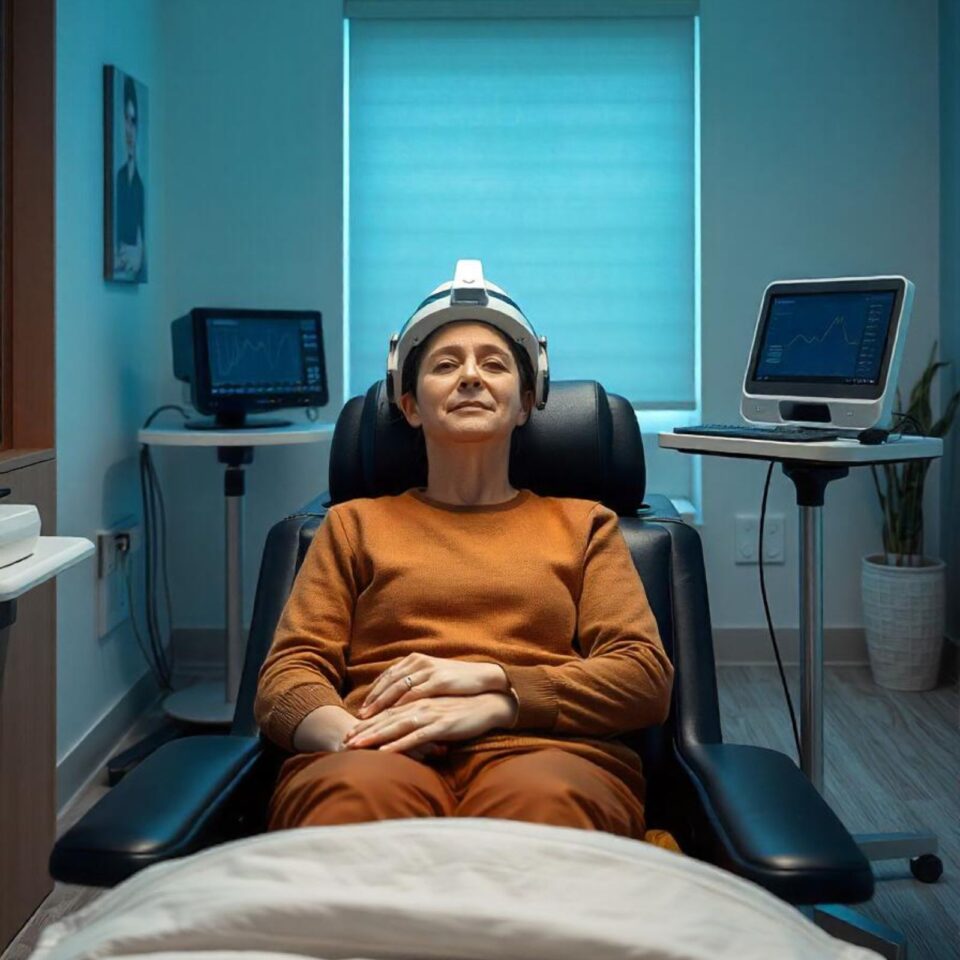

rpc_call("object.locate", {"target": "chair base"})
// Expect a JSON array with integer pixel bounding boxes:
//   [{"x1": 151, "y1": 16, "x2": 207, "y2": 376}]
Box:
[
  {"x1": 806, "y1": 904, "x2": 907, "y2": 960},
  {"x1": 802, "y1": 831, "x2": 942, "y2": 958},
  {"x1": 854, "y1": 830, "x2": 942, "y2": 883}
]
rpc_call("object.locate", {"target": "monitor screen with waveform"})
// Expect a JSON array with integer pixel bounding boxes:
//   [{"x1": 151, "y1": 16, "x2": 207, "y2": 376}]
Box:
[
  {"x1": 207, "y1": 318, "x2": 305, "y2": 390},
  {"x1": 171, "y1": 307, "x2": 328, "y2": 428},
  {"x1": 752, "y1": 290, "x2": 896, "y2": 384},
  {"x1": 206, "y1": 317, "x2": 323, "y2": 394}
]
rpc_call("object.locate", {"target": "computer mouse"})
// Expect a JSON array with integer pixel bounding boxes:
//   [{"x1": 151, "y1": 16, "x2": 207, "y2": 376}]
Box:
[{"x1": 858, "y1": 428, "x2": 890, "y2": 445}]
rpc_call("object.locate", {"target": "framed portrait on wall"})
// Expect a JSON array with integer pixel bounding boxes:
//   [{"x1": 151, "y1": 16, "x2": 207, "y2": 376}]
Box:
[{"x1": 104, "y1": 65, "x2": 148, "y2": 283}]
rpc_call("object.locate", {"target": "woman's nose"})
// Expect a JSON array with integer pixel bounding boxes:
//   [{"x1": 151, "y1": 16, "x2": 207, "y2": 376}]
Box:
[{"x1": 459, "y1": 359, "x2": 481, "y2": 385}]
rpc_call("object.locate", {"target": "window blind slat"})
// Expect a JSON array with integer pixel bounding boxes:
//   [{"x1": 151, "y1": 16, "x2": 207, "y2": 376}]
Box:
[
  {"x1": 346, "y1": 1, "x2": 700, "y2": 20},
  {"x1": 349, "y1": 16, "x2": 695, "y2": 407}
]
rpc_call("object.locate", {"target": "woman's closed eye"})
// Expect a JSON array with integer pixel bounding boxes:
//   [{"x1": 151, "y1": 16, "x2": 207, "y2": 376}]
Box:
[{"x1": 434, "y1": 360, "x2": 507, "y2": 372}]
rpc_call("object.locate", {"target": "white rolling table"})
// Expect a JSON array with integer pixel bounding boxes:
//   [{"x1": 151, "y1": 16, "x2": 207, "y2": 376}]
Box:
[
  {"x1": 659, "y1": 431, "x2": 943, "y2": 889},
  {"x1": 139, "y1": 420, "x2": 335, "y2": 724}
]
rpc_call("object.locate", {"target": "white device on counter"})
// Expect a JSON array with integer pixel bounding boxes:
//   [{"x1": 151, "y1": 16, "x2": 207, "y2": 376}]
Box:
[{"x1": 0, "y1": 503, "x2": 41, "y2": 568}]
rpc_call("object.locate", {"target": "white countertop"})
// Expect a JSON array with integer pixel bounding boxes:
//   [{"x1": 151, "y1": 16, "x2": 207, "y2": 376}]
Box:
[
  {"x1": 658, "y1": 432, "x2": 942, "y2": 464},
  {"x1": 0, "y1": 537, "x2": 95, "y2": 603}
]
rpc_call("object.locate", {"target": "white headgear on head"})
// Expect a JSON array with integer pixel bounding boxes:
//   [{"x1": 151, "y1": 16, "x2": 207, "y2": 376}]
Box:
[{"x1": 385, "y1": 259, "x2": 549, "y2": 410}]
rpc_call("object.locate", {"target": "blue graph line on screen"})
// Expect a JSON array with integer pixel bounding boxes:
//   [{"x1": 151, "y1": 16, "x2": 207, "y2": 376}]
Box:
[
  {"x1": 760, "y1": 295, "x2": 891, "y2": 381},
  {"x1": 783, "y1": 314, "x2": 860, "y2": 350},
  {"x1": 209, "y1": 328, "x2": 300, "y2": 382},
  {"x1": 764, "y1": 315, "x2": 861, "y2": 369}
]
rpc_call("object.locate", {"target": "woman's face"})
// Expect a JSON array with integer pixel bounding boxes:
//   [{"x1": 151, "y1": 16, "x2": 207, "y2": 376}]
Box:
[{"x1": 399, "y1": 321, "x2": 533, "y2": 447}]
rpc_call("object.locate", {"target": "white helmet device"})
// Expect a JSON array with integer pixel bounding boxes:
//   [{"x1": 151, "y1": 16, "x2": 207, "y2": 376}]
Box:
[{"x1": 386, "y1": 259, "x2": 549, "y2": 410}]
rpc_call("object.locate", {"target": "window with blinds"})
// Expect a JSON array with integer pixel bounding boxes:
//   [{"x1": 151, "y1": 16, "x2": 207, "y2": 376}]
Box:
[{"x1": 346, "y1": 8, "x2": 698, "y2": 413}]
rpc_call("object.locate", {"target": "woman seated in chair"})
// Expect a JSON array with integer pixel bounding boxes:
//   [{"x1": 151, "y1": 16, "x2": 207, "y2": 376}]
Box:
[{"x1": 254, "y1": 260, "x2": 675, "y2": 846}]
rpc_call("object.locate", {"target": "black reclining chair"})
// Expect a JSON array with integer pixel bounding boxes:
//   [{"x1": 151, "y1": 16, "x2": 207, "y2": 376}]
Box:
[{"x1": 51, "y1": 381, "x2": 882, "y2": 947}]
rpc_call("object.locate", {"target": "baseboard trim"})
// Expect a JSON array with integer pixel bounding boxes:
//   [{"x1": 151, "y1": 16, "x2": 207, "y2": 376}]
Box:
[
  {"x1": 713, "y1": 627, "x2": 868, "y2": 665},
  {"x1": 56, "y1": 668, "x2": 163, "y2": 815}
]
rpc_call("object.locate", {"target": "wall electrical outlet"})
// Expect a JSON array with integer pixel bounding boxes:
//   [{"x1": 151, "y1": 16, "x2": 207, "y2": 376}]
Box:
[
  {"x1": 735, "y1": 515, "x2": 759, "y2": 564},
  {"x1": 96, "y1": 517, "x2": 142, "y2": 638},
  {"x1": 762, "y1": 513, "x2": 785, "y2": 563},
  {"x1": 735, "y1": 513, "x2": 785, "y2": 565}
]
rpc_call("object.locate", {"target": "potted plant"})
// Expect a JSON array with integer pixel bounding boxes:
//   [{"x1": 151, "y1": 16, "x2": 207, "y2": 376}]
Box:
[{"x1": 862, "y1": 341, "x2": 960, "y2": 690}]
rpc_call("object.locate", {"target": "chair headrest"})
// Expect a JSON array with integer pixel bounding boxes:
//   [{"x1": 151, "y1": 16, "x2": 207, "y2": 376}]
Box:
[{"x1": 329, "y1": 380, "x2": 646, "y2": 515}]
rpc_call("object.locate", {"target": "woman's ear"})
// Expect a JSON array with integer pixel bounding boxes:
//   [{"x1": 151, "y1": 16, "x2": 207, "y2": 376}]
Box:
[
  {"x1": 398, "y1": 391, "x2": 422, "y2": 428},
  {"x1": 517, "y1": 389, "x2": 535, "y2": 426}
]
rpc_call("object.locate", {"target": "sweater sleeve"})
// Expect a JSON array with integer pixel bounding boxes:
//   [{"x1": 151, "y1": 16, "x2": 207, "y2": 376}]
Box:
[
  {"x1": 500, "y1": 504, "x2": 674, "y2": 736},
  {"x1": 253, "y1": 509, "x2": 359, "y2": 751}
]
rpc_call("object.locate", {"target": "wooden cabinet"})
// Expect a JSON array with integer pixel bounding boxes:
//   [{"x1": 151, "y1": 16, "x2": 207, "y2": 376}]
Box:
[{"x1": 0, "y1": 455, "x2": 56, "y2": 951}]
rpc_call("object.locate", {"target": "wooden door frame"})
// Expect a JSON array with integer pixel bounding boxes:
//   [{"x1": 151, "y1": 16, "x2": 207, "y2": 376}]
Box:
[{"x1": 1, "y1": 0, "x2": 55, "y2": 468}]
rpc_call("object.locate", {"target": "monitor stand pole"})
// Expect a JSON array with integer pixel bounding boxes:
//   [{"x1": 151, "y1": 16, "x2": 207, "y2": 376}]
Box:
[
  {"x1": 162, "y1": 445, "x2": 254, "y2": 725},
  {"x1": 781, "y1": 461, "x2": 941, "y2": 897},
  {"x1": 781, "y1": 462, "x2": 848, "y2": 793}
]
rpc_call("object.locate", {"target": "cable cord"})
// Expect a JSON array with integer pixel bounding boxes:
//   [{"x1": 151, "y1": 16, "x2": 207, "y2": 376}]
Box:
[
  {"x1": 119, "y1": 547, "x2": 166, "y2": 688},
  {"x1": 758, "y1": 461, "x2": 802, "y2": 764},
  {"x1": 141, "y1": 445, "x2": 173, "y2": 687},
  {"x1": 125, "y1": 404, "x2": 186, "y2": 691}
]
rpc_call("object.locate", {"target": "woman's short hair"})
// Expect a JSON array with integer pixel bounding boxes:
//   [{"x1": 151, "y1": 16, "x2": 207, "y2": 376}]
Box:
[{"x1": 400, "y1": 321, "x2": 535, "y2": 404}]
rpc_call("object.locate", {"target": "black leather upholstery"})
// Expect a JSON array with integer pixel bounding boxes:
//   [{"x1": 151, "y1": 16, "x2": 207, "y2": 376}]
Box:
[
  {"x1": 50, "y1": 737, "x2": 265, "y2": 887},
  {"x1": 50, "y1": 380, "x2": 873, "y2": 908},
  {"x1": 331, "y1": 379, "x2": 645, "y2": 514},
  {"x1": 678, "y1": 743, "x2": 873, "y2": 904}
]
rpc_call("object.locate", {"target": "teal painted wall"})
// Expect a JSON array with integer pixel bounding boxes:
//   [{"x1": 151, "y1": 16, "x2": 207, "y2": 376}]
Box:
[
  {"x1": 698, "y1": 0, "x2": 940, "y2": 635},
  {"x1": 55, "y1": 0, "x2": 167, "y2": 765}
]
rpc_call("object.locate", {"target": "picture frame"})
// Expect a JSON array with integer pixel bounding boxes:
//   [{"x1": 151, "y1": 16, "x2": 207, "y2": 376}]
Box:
[{"x1": 104, "y1": 65, "x2": 148, "y2": 283}]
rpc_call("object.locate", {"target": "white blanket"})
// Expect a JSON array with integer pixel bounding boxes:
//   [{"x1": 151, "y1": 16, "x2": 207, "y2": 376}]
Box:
[{"x1": 33, "y1": 818, "x2": 880, "y2": 960}]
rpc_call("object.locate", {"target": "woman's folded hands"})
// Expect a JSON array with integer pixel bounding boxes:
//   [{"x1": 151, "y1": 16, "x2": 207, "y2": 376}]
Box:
[
  {"x1": 343, "y1": 693, "x2": 516, "y2": 756},
  {"x1": 342, "y1": 655, "x2": 518, "y2": 758}
]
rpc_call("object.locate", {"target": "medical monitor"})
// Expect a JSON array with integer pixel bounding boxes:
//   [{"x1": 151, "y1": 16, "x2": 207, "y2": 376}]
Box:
[
  {"x1": 740, "y1": 276, "x2": 913, "y2": 430},
  {"x1": 172, "y1": 308, "x2": 328, "y2": 428}
]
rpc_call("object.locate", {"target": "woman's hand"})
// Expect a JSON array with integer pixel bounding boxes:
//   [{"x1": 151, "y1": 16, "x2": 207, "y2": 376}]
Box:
[
  {"x1": 344, "y1": 693, "x2": 517, "y2": 754},
  {"x1": 359, "y1": 655, "x2": 507, "y2": 718},
  {"x1": 293, "y1": 705, "x2": 446, "y2": 761},
  {"x1": 344, "y1": 726, "x2": 448, "y2": 762}
]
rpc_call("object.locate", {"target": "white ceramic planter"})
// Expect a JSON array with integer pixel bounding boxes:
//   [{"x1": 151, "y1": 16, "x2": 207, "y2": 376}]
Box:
[{"x1": 861, "y1": 554, "x2": 945, "y2": 691}]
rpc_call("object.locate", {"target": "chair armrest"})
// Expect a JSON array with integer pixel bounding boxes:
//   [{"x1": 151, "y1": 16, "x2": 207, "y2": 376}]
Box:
[
  {"x1": 50, "y1": 735, "x2": 265, "y2": 887},
  {"x1": 676, "y1": 742, "x2": 873, "y2": 905},
  {"x1": 232, "y1": 503, "x2": 330, "y2": 737}
]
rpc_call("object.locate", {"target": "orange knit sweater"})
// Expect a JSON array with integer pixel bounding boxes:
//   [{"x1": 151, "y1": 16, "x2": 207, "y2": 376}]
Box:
[{"x1": 254, "y1": 487, "x2": 674, "y2": 788}]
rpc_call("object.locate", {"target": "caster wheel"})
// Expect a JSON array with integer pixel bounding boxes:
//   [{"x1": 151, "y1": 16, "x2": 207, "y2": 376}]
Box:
[{"x1": 910, "y1": 854, "x2": 943, "y2": 884}]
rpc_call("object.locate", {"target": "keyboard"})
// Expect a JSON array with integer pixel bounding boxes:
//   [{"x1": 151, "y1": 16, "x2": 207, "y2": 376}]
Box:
[{"x1": 673, "y1": 424, "x2": 843, "y2": 443}]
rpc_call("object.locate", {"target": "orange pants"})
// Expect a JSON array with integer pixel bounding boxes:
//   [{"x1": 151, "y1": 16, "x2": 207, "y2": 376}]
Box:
[{"x1": 267, "y1": 744, "x2": 680, "y2": 852}]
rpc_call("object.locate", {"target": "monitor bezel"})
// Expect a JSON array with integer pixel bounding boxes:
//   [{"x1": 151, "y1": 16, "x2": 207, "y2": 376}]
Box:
[
  {"x1": 190, "y1": 307, "x2": 328, "y2": 414},
  {"x1": 743, "y1": 277, "x2": 908, "y2": 401}
]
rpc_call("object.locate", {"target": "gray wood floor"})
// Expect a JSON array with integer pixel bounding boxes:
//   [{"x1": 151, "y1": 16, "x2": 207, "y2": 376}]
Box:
[{"x1": 3, "y1": 665, "x2": 958, "y2": 960}]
